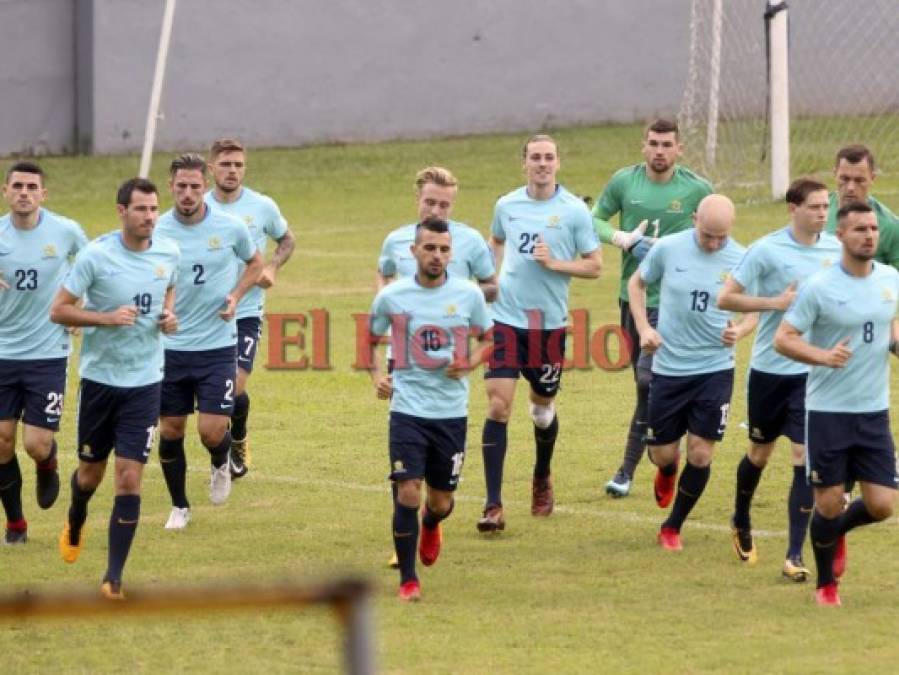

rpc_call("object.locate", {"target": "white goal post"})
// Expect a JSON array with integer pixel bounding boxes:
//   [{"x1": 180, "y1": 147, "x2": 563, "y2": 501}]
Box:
[{"x1": 680, "y1": 0, "x2": 899, "y2": 200}]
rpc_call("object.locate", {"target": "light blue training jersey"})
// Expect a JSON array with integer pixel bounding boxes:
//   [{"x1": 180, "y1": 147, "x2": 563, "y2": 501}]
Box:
[
  {"x1": 378, "y1": 220, "x2": 495, "y2": 282},
  {"x1": 0, "y1": 209, "x2": 88, "y2": 360},
  {"x1": 155, "y1": 206, "x2": 256, "y2": 351},
  {"x1": 784, "y1": 262, "x2": 899, "y2": 413},
  {"x1": 63, "y1": 232, "x2": 180, "y2": 387},
  {"x1": 370, "y1": 275, "x2": 492, "y2": 419},
  {"x1": 490, "y1": 185, "x2": 598, "y2": 330},
  {"x1": 639, "y1": 229, "x2": 746, "y2": 376},
  {"x1": 732, "y1": 227, "x2": 841, "y2": 376},
  {"x1": 205, "y1": 187, "x2": 288, "y2": 319}
]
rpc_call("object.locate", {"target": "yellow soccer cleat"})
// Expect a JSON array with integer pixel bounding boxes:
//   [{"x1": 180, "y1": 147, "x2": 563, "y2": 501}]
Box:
[
  {"x1": 730, "y1": 520, "x2": 758, "y2": 565},
  {"x1": 59, "y1": 523, "x2": 85, "y2": 564},
  {"x1": 782, "y1": 556, "x2": 811, "y2": 583}
]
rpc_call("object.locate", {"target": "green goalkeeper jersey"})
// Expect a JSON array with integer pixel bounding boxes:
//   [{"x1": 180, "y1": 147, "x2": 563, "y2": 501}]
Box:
[
  {"x1": 824, "y1": 192, "x2": 899, "y2": 269},
  {"x1": 592, "y1": 163, "x2": 712, "y2": 306}
]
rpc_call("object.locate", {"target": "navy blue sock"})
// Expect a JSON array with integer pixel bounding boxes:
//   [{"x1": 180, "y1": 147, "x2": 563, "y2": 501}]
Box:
[
  {"x1": 482, "y1": 419, "x2": 507, "y2": 506},
  {"x1": 0, "y1": 456, "x2": 24, "y2": 524},
  {"x1": 533, "y1": 415, "x2": 559, "y2": 480},
  {"x1": 422, "y1": 500, "x2": 453, "y2": 530},
  {"x1": 105, "y1": 495, "x2": 140, "y2": 584},
  {"x1": 786, "y1": 466, "x2": 813, "y2": 559},
  {"x1": 231, "y1": 392, "x2": 250, "y2": 441},
  {"x1": 159, "y1": 437, "x2": 189, "y2": 509},
  {"x1": 393, "y1": 503, "x2": 419, "y2": 584},
  {"x1": 839, "y1": 498, "x2": 876, "y2": 533},
  {"x1": 67, "y1": 470, "x2": 96, "y2": 544},
  {"x1": 205, "y1": 431, "x2": 232, "y2": 469},
  {"x1": 733, "y1": 455, "x2": 764, "y2": 531},
  {"x1": 663, "y1": 462, "x2": 711, "y2": 532},
  {"x1": 810, "y1": 510, "x2": 841, "y2": 588}
]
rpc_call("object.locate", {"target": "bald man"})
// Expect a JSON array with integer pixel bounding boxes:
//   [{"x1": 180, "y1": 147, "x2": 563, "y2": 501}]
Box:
[{"x1": 628, "y1": 194, "x2": 757, "y2": 551}]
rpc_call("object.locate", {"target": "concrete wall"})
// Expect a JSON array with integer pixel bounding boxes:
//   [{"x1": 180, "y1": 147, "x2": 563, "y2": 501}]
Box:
[
  {"x1": 0, "y1": 0, "x2": 75, "y2": 155},
  {"x1": 85, "y1": 0, "x2": 691, "y2": 153},
  {"x1": 0, "y1": 0, "x2": 896, "y2": 156}
]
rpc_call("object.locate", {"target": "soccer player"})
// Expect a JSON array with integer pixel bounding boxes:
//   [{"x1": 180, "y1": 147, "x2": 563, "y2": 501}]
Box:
[
  {"x1": 377, "y1": 166, "x2": 497, "y2": 299},
  {"x1": 205, "y1": 138, "x2": 296, "y2": 478},
  {"x1": 378, "y1": 166, "x2": 497, "y2": 569},
  {"x1": 775, "y1": 202, "x2": 899, "y2": 607},
  {"x1": 52, "y1": 178, "x2": 179, "y2": 599},
  {"x1": 629, "y1": 194, "x2": 754, "y2": 551},
  {"x1": 0, "y1": 161, "x2": 87, "y2": 544},
  {"x1": 824, "y1": 145, "x2": 899, "y2": 269},
  {"x1": 717, "y1": 178, "x2": 840, "y2": 580},
  {"x1": 592, "y1": 119, "x2": 713, "y2": 498},
  {"x1": 155, "y1": 154, "x2": 262, "y2": 529},
  {"x1": 478, "y1": 134, "x2": 601, "y2": 532},
  {"x1": 369, "y1": 217, "x2": 493, "y2": 601}
]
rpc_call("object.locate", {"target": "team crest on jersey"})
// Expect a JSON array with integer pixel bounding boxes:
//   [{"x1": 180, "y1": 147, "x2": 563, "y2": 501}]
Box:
[
  {"x1": 547, "y1": 215, "x2": 561, "y2": 228},
  {"x1": 154, "y1": 265, "x2": 168, "y2": 280},
  {"x1": 42, "y1": 244, "x2": 58, "y2": 258},
  {"x1": 718, "y1": 270, "x2": 730, "y2": 283},
  {"x1": 208, "y1": 236, "x2": 222, "y2": 250},
  {"x1": 882, "y1": 287, "x2": 895, "y2": 303},
  {"x1": 822, "y1": 258, "x2": 833, "y2": 268},
  {"x1": 667, "y1": 199, "x2": 683, "y2": 213},
  {"x1": 444, "y1": 304, "x2": 458, "y2": 318},
  {"x1": 243, "y1": 215, "x2": 253, "y2": 225}
]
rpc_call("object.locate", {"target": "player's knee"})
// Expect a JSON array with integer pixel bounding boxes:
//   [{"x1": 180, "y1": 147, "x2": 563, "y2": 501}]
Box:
[
  {"x1": 686, "y1": 439, "x2": 714, "y2": 467},
  {"x1": 77, "y1": 462, "x2": 105, "y2": 491},
  {"x1": 865, "y1": 496, "x2": 894, "y2": 522},
  {"x1": 815, "y1": 491, "x2": 845, "y2": 519},
  {"x1": 23, "y1": 436, "x2": 53, "y2": 460},
  {"x1": 748, "y1": 443, "x2": 774, "y2": 467},
  {"x1": 0, "y1": 433, "x2": 14, "y2": 461},
  {"x1": 115, "y1": 467, "x2": 142, "y2": 495},
  {"x1": 528, "y1": 402, "x2": 555, "y2": 429},
  {"x1": 487, "y1": 396, "x2": 512, "y2": 423},
  {"x1": 159, "y1": 417, "x2": 186, "y2": 440},
  {"x1": 395, "y1": 480, "x2": 421, "y2": 508},
  {"x1": 199, "y1": 428, "x2": 226, "y2": 450}
]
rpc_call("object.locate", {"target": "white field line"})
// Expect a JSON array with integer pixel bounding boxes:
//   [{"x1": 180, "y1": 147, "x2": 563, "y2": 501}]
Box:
[{"x1": 150, "y1": 463, "x2": 794, "y2": 539}]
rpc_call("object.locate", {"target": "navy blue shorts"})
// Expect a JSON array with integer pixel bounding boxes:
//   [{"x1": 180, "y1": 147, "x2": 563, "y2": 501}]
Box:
[
  {"x1": 747, "y1": 369, "x2": 806, "y2": 444},
  {"x1": 647, "y1": 369, "x2": 734, "y2": 445},
  {"x1": 0, "y1": 357, "x2": 68, "y2": 431},
  {"x1": 77, "y1": 379, "x2": 161, "y2": 464},
  {"x1": 389, "y1": 411, "x2": 467, "y2": 492},
  {"x1": 236, "y1": 317, "x2": 262, "y2": 374},
  {"x1": 485, "y1": 322, "x2": 566, "y2": 398},
  {"x1": 619, "y1": 301, "x2": 658, "y2": 374},
  {"x1": 161, "y1": 347, "x2": 237, "y2": 417},
  {"x1": 806, "y1": 410, "x2": 898, "y2": 489}
]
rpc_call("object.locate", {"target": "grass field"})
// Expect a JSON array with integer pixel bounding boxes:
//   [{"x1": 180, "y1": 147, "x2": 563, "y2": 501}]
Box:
[{"x1": 3, "y1": 123, "x2": 899, "y2": 674}]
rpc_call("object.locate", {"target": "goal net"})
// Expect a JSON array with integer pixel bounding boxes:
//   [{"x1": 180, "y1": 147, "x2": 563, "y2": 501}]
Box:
[{"x1": 679, "y1": 0, "x2": 899, "y2": 198}]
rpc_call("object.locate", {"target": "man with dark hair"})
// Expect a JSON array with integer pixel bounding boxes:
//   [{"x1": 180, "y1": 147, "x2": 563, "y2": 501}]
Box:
[
  {"x1": 477, "y1": 134, "x2": 601, "y2": 532},
  {"x1": 51, "y1": 178, "x2": 179, "y2": 599},
  {"x1": 378, "y1": 165, "x2": 497, "y2": 568},
  {"x1": 718, "y1": 178, "x2": 840, "y2": 580},
  {"x1": 369, "y1": 217, "x2": 493, "y2": 601},
  {"x1": 630, "y1": 194, "x2": 754, "y2": 551},
  {"x1": 154, "y1": 154, "x2": 262, "y2": 529},
  {"x1": 0, "y1": 162, "x2": 87, "y2": 544},
  {"x1": 593, "y1": 119, "x2": 713, "y2": 499},
  {"x1": 775, "y1": 201, "x2": 899, "y2": 606},
  {"x1": 205, "y1": 138, "x2": 296, "y2": 479},
  {"x1": 825, "y1": 144, "x2": 899, "y2": 269}
]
